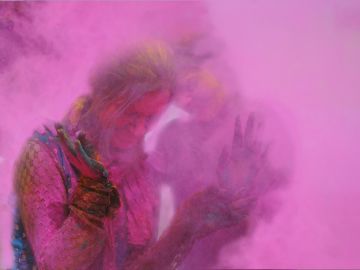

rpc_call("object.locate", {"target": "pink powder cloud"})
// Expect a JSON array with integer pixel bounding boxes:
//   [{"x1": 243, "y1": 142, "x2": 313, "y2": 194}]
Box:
[{"x1": 1, "y1": 1, "x2": 359, "y2": 268}]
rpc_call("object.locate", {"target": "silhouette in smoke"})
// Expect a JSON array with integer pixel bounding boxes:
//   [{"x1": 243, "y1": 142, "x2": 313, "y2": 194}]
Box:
[
  {"x1": 13, "y1": 40, "x2": 281, "y2": 269},
  {"x1": 151, "y1": 62, "x2": 285, "y2": 268}
]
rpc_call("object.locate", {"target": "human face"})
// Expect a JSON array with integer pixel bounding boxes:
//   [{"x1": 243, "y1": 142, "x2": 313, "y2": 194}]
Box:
[
  {"x1": 177, "y1": 85, "x2": 222, "y2": 122},
  {"x1": 109, "y1": 89, "x2": 171, "y2": 150}
]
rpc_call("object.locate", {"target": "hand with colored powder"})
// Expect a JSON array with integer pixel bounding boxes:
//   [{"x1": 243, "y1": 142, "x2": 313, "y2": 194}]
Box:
[{"x1": 55, "y1": 124, "x2": 120, "y2": 227}]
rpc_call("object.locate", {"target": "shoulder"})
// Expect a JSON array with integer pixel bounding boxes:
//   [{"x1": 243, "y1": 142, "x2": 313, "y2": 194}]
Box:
[{"x1": 14, "y1": 132, "x2": 63, "y2": 196}]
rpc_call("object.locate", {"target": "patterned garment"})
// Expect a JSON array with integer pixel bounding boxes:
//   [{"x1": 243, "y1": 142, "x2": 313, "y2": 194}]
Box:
[
  {"x1": 13, "y1": 125, "x2": 159, "y2": 269},
  {"x1": 12, "y1": 210, "x2": 36, "y2": 270},
  {"x1": 13, "y1": 127, "x2": 70, "y2": 270}
]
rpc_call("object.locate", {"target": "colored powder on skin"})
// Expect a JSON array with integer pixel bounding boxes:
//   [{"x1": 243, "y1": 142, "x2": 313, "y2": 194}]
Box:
[{"x1": 1, "y1": 1, "x2": 360, "y2": 268}]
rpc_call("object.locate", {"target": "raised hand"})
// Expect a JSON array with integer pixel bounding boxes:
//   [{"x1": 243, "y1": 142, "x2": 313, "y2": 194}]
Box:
[
  {"x1": 55, "y1": 123, "x2": 108, "y2": 180},
  {"x1": 171, "y1": 114, "x2": 268, "y2": 239},
  {"x1": 217, "y1": 113, "x2": 269, "y2": 199},
  {"x1": 55, "y1": 123, "x2": 120, "y2": 224}
]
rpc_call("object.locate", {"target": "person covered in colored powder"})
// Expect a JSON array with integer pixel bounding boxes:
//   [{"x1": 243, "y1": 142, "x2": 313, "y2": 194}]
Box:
[
  {"x1": 13, "y1": 42, "x2": 270, "y2": 270},
  {"x1": 150, "y1": 68, "x2": 241, "y2": 269},
  {"x1": 152, "y1": 60, "x2": 286, "y2": 268}
]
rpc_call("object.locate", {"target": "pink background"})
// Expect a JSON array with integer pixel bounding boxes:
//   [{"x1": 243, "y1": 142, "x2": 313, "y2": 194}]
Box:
[{"x1": 1, "y1": 1, "x2": 360, "y2": 268}]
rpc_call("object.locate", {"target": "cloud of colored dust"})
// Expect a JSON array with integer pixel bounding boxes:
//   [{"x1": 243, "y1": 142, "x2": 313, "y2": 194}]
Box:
[{"x1": 0, "y1": 1, "x2": 359, "y2": 269}]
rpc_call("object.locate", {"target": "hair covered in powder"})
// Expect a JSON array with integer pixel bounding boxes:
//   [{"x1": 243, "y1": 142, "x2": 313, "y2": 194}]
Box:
[{"x1": 63, "y1": 41, "x2": 178, "y2": 158}]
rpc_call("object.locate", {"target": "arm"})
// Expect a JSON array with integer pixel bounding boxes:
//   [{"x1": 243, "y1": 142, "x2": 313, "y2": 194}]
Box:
[
  {"x1": 124, "y1": 211, "x2": 195, "y2": 270},
  {"x1": 125, "y1": 186, "x2": 250, "y2": 270},
  {"x1": 15, "y1": 139, "x2": 107, "y2": 270},
  {"x1": 126, "y1": 115, "x2": 268, "y2": 270}
]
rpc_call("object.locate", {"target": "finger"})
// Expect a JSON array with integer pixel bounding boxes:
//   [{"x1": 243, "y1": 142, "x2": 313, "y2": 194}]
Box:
[
  {"x1": 231, "y1": 116, "x2": 244, "y2": 160},
  {"x1": 217, "y1": 147, "x2": 230, "y2": 187},
  {"x1": 226, "y1": 187, "x2": 248, "y2": 201},
  {"x1": 109, "y1": 187, "x2": 120, "y2": 209},
  {"x1": 230, "y1": 195, "x2": 257, "y2": 210},
  {"x1": 56, "y1": 126, "x2": 77, "y2": 157},
  {"x1": 218, "y1": 147, "x2": 229, "y2": 171},
  {"x1": 79, "y1": 177, "x2": 112, "y2": 194},
  {"x1": 55, "y1": 126, "x2": 84, "y2": 169},
  {"x1": 78, "y1": 191, "x2": 111, "y2": 206},
  {"x1": 228, "y1": 207, "x2": 250, "y2": 222},
  {"x1": 54, "y1": 122, "x2": 64, "y2": 132},
  {"x1": 260, "y1": 142, "x2": 270, "y2": 161},
  {"x1": 244, "y1": 113, "x2": 256, "y2": 146},
  {"x1": 75, "y1": 140, "x2": 108, "y2": 179},
  {"x1": 232, "y1": 115, "x2": 243, "y2": 148},
  {"x1": 76, "y1": 131, "x2": 87, "y2": 147},
  {"x1": 77, "y1": 131, "x2": 95, "y2": 158}
]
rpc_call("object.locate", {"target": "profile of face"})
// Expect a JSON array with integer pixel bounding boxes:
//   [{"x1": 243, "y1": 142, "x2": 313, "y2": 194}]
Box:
[
  {"x1": 103, "y1": 89, "x2": 171, "y2": 150},
  {"x1": 175, "y1": 71, "x2": 225, "y2": 122},
  {"x1": 177, "y1": 84, "x2": 224, "y2": 122}
]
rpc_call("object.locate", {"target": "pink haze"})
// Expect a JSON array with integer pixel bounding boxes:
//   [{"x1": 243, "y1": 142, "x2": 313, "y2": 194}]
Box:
[{"x1": 0, "y1": 1, "x2": 359, "y2": 269}]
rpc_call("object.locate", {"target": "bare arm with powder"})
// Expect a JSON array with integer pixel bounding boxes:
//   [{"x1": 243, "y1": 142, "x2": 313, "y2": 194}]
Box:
[{"x1": 124, "y1": 115, "x2": 268, "y2": 270}]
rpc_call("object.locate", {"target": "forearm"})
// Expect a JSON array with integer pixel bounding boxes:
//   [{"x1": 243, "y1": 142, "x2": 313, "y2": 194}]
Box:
[
  {"x1": 125, "y1": 219, "x2": 195, "y2": 270},
  {"x1": 125, "y1": 185, "x2": 250, "y2": 270}
]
